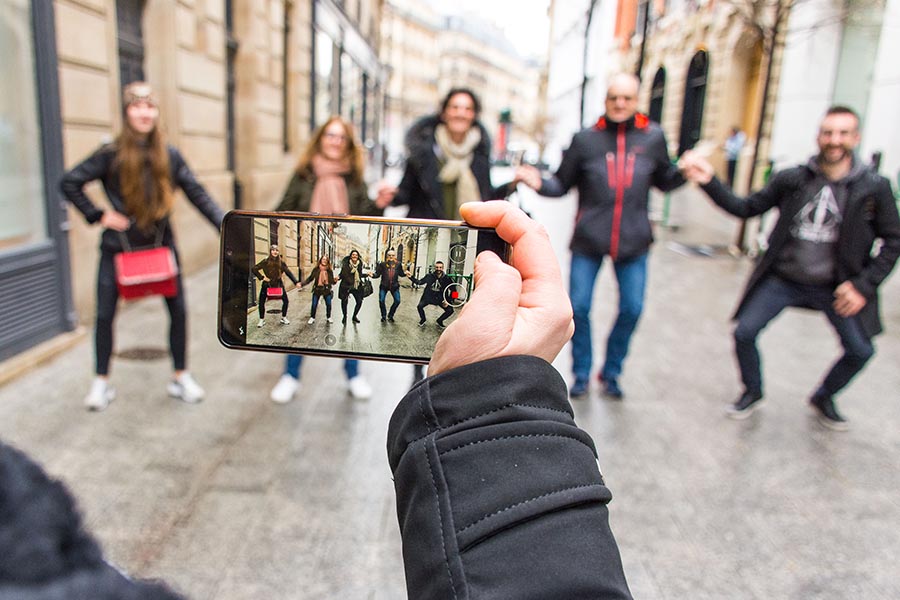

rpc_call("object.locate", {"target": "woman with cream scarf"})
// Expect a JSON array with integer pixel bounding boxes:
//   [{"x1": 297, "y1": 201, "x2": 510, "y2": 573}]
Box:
[{"x1": 378, "y1": 88, "x2": 519, "y2": 219}]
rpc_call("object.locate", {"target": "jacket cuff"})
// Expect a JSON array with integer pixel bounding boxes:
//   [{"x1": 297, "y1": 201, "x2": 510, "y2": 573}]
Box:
[{"x1": 387, "y1": 355, "x2": 578, "y2": 469}]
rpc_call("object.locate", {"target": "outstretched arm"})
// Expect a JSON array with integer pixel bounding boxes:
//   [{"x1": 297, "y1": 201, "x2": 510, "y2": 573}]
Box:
[
  {"x1": 388, "y1": 201, "x2": 632, "y2": 600},
  {"x1": 680, "y1": 150, "x2": 786, "y2": 218}
]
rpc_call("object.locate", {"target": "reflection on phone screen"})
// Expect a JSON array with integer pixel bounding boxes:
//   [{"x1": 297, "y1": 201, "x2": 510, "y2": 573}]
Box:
[{"x1": 219, "y1": 214, "x2": 508, "y2": 363}]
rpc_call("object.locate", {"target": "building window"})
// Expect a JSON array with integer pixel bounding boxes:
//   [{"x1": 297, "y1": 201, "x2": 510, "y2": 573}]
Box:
[
  {"x1": 0, "y1": 0, "x2": 47, "y2": 250},
  {"x1": 313, "y1": 28, "x2": 334, "y2": 127},
  {"x1": 649, "y1": 67, "x2": 666, "y2": 124},
  {"x1": 678, "y1": 50, "x2": 708, "y2": 155},
  {"x1": 116, "y1": 0, "x2": 145, "y2": 88}
]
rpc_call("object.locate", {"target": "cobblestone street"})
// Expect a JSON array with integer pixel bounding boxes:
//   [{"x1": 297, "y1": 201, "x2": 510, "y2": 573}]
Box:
[{"x1": 1, "y1": 184, "x2": 898, "y2": 599}]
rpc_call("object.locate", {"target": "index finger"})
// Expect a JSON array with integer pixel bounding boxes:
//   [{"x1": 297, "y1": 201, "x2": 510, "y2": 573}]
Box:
[{"x1": 460, "y1": 201, "x2": 563, "y2": 289}]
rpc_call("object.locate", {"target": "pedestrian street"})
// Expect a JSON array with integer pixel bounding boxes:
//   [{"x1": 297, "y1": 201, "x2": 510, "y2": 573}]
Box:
[{"x1": 0, "y1": 184, "x2": 897, "y2": 599}]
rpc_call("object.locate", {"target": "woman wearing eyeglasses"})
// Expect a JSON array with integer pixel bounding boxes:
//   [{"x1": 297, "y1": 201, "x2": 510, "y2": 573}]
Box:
[{"x1": 269, "y1": 116, "x2": 389, "y2": 403}]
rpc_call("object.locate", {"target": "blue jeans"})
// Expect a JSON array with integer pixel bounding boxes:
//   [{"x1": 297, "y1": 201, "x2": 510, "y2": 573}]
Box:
[
  {"x1": 379, "y1": 288, "x2": 401, "y2": 318},
  {"x1": 284, "y1": 355, "x2": 358, "y2": 379},
  {"x1": 570, "y1": 252, "x2": 648, "y2": 384},
  {"x1": 310, "y1": 294, "x2": 332, "y2": 318},
  {"x1": 734, "y1": 275, "x2": 874, "y2": 397}
]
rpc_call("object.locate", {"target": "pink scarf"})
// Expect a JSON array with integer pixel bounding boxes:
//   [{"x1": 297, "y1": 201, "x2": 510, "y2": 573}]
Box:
[{"x1": 310, "y1": 154, "x2": 351, "y2": 215}]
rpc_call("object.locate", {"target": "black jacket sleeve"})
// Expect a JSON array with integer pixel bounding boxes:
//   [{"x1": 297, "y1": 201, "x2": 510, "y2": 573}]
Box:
[
  {"x1": 281, "y1": 263, "x2": 299, "y2": 285},
  {"x1": 59, "y1": 146, "x2": 115, "y2": 224},
  {"x1": 539, "y1": 137, "x2": 582, "y2": 198},
  {"x1": 387, "y1": 356, "x2": 632, "y2": 600},
  {"x1": 700, "y1": 171, "x2": 794, "y2": 219},
  {"x1": 169, "y1": 148, "x2": 225, "y2": 229},
  {"x1": 850, "y1": 176, "x2": 900, "y2": 297}
]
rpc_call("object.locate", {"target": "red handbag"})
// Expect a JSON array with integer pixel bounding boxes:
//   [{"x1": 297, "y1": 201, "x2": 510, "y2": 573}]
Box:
[
  {"x1": 114, "y1": 227, "x2": 179, "y2": 299},
  {"x1": 115, "y1": 246, "x2": 179, "y2": 299},
  {"x1": 266, "y1": 286, "x2": 283, "y2": 298}
]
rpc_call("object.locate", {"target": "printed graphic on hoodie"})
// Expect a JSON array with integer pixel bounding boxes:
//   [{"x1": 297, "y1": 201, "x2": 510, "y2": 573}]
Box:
[{"x1": 792, "y1": 184, "x2": 842, "y2": 244}]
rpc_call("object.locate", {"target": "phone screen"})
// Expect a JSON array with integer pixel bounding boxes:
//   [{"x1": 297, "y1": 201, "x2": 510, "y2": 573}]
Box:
[{"x1": 217, "y1": 210, "x2": 511, "y2": 363}]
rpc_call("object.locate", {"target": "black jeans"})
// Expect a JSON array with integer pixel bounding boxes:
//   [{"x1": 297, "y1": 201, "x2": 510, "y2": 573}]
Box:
[
  {"x1": 417, "y1": 299, "x2": 453, "y2": 324},
  {"x1": 258, "y1": 282, "x2": 288, "y2": 318},
  {"x1": 340, "y1": 288, "x2": 364, "y2": 319},
  {"x1": 733, "y1": 275, "x2": 874, "y2": 397},
  {"x1": 96, "y1": 250, "x2": 187, "y2": 375}
]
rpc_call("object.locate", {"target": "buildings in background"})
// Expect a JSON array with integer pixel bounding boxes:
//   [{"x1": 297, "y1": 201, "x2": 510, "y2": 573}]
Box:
[
  {"x1": 380, "y1": 0, "x2": 547, "y2": 164},
  {"x1": 545, "y1": 0, "x2": 897, "y2": 249}
]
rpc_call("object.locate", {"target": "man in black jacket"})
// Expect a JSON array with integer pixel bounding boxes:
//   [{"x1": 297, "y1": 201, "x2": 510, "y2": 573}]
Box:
[
  {"x1": 374, "y1": 250, "x2": 410, "y2": 322},
  {"x1": 681, "y1": 106, "x2": 900, "y2": 430},
  {"x1": 409, "y1": 261, "x2": 455, "y2": 327},
  {"x1": 517, "y1": 73, "x2": 685, "y2": 398},
  {"x1": 389, "y1": 200, "x2": 632, "y2": 598}
]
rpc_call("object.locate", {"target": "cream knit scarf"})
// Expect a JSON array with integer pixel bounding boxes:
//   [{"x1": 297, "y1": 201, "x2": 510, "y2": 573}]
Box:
[{"x1": 435, "y1": 124, "x2": 482, "y2": 217}]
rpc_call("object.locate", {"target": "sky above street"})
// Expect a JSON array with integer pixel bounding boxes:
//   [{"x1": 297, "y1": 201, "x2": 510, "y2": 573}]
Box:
[{"x1": 447, "y1": 0, "x2": 551, "y2": 60}]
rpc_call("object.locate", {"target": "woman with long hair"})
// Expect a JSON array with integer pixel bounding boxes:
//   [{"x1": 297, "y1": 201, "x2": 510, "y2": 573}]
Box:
[
  {"x1": 252, "y1": 245, "x2": 299, "y2": 327},
  {"x1": 269, "y1": 116, "x2": 388, "y2": 403},
  {"x1": 61, "y1": 82, "x2": 224, "y2": 410},
  {"x1": 300, "y1": 255, "x2": 336, "y2": 324},
  {"x1": 338, "y1": 249, "x2": 368, "y2": 325}
]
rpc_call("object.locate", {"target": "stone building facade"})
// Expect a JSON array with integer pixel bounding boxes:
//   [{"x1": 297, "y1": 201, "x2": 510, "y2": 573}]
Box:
[{"x1": 0, "y1": 0, "x2": 384, "y2": 364}]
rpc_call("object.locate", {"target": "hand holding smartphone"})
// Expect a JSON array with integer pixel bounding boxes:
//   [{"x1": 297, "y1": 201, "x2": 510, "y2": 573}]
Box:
[{"x1": 218, "y1": 211, "x2": 511, "y2": 363}]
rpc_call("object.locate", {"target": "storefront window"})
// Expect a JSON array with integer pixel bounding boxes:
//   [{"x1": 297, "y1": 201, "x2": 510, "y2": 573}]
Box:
[
  {"x1": 341, "y1": 53, "x2": 362, "y2": 134},
  {"x1": 314, "y1": 29, "x2": 334, "y2": 126},
  {"x1": 0, "y1": 0, "x2": 47, "y2": 251}
]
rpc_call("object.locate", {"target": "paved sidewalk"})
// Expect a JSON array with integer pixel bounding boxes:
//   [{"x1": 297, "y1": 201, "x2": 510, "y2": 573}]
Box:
[{"x1": 1, "y1": 185, "x2": 898, "y2": 599}]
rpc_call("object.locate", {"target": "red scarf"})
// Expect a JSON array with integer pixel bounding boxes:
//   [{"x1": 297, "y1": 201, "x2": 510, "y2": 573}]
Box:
[{"x1": 310, "y1": 154, "x2": 351, "y2": 215}]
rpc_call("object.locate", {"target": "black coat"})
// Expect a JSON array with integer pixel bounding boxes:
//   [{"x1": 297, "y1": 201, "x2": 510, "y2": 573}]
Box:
[
  {"x1": 387, "y1": 356, "x2": 633, "y2": 599},
  {"x1": 410, "y1": 271, "x2": 453, "y2": 304},
  {"x1": 539, "y1": 113, "x2": 684, "y2": 261},
  {"x1": 0, "y1": 441, "x2": 185, "y2": 599},
  {"x1": 61, "y1": 143, "x2": 224, "y2": 254},
  {"x1": 700, "y1": 163, "x2": 900, "y2": 337},
  {"x1": 392, "y1": 115, "x2": 515, "y2": 219}
]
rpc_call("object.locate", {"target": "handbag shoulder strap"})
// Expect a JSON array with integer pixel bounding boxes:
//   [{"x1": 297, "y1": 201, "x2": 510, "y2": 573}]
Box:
[{"x1": 116, "y1": 220, "x2": 168, "y2": 252}]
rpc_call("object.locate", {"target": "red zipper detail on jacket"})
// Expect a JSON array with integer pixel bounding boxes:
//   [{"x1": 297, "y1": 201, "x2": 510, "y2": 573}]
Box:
[{"x1": 610, "y1": 124, "x2": 626, "y2": 260}]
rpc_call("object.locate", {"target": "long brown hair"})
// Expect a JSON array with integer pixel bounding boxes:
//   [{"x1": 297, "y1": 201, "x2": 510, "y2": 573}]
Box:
[
  {"x1": 115, "y1": 83, "x2": 173, "y2": 231},
  {"x1": 296, "y1": 116, "x2": 365, "y2": 184}
]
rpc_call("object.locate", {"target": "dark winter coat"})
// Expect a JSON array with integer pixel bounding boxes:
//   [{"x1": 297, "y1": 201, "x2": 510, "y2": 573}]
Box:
[
  {"x1": 410, "y1": 271, "x2": 453, "y2": 305},
  {"x1": 0, "y1": 441, "x2": 185, "y2": 599},
  {"x1": 700, "y1": 162, "x2": 900, "y2": 337},
  {"x1": 252, "y1": 257, "x2": 298, "y2": 287},
  {"x1": 374, "y1": 261, "x2": 408, "y2": 291},
  {"x1": 387, "y1": 356, "x2": 633, "y2": 599},
  {"x1": 61, "y1": 143, "x2": 224, "y2": 254},
  {"x1": 302, "y1": 266, "x2": 336, "y2": 297},
  {"x1": 276, "y1": 168, "x2": 381, "y2": 216},
  {"x1": 392, "y1": 115, "x2": 515, "y2": 219},
  {"x1": 338, "y1": 256, "x2": 366, "y2": 299},
  {"x1": 539, "y1": 113, "x2": 684, "y2": 261}
]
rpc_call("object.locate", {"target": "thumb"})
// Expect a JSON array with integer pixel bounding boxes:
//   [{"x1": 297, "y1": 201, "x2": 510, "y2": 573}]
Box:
[{"x1": 456, "y1": 251, "x2": 521, "y2": 342}]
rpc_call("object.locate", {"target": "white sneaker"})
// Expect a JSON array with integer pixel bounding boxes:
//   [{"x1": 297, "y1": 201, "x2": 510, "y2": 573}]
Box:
[
  {"x1": 257, "y1": 319, "x2": 265, "y2": 328},
  {"x1": 348, "y1": 375, "x2": 372, "y2": 400},
  {"x1": 84, "y1": 378, "x2": 114, "y2": 411},
  {"x1": 326, "y1": 317, "x2": 334, "y2": 324},
  {"x1": 307, "y1": 317, "x2": 315, "y2": 324},
  {"x1": 167, "y1": 372, "x2": 205, "y2": 403},
  {"x1": 270, "y1": 374, "x2": 300, "y2": 404},
  {"x1": 280, "y1": 317, "x2": 290, "y2": 324}
]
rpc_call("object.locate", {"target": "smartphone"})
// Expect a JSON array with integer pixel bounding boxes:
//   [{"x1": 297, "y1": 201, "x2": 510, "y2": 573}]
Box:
[{"x1": 217, "y1": 210, "x2": 511, "y2": 363}]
